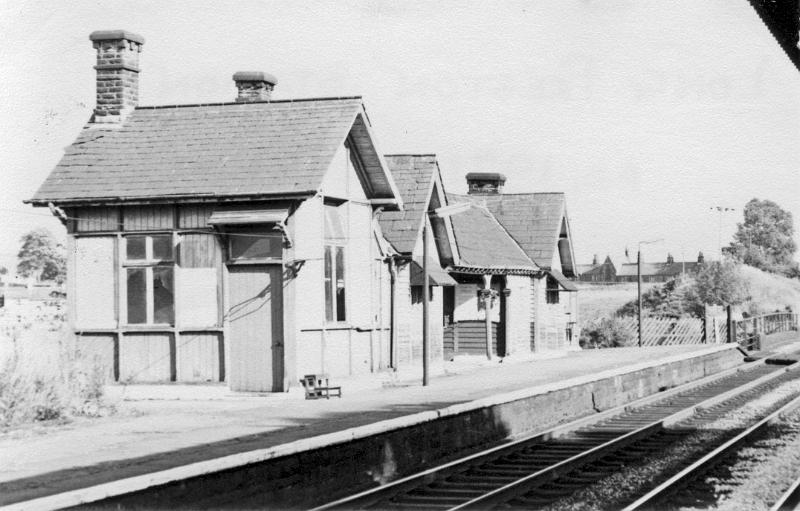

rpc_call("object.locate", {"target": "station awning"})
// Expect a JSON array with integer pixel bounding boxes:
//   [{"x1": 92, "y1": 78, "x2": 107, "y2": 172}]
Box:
[
  {"x1": 410, "y1": 260, "x2": 457, "y2": 286},
  {"x1": 548, "y1": 269, "x2": 578, "y2": 292}
]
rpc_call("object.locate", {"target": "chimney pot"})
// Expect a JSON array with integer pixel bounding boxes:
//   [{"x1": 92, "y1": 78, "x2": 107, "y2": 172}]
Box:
[
  {"x1": 465, "y1": 172, "x2": 507, "y2": 195},
  {"x1": 89, "y1": 30, "x2": 144, "y2": 123},
  {"x1": 233, "y1": 71, "x2": 278, "y2": 102}
]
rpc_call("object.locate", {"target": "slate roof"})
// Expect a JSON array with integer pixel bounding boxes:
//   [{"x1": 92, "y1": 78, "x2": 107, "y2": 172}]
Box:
[
  {"x1": 576, "y1": 263, "x2": 599, "y2": 275},
  {"x1": 30, "y1": 98, "x2": 399, "y2": 205},
  {"x1": 449, "y1": 192, "x2": 568, "y2": 271},
  {"x1": 378, "y1": 155, "x2": 438, "y2": 254},
  {"x1": 449, "y1": 204, "x2": 538, "y2": 273}
]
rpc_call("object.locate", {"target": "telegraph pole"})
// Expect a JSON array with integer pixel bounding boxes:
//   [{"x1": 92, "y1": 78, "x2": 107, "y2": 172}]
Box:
[
  {"x1": 637, "y1": 249, "x2": 643, "y2": 348},
  {"x1": 422, "y1": 221, "x2": 429, "y2": 386}
]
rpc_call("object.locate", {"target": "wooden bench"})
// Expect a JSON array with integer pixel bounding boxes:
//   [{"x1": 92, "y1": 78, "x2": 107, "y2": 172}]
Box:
[{"x1": 300, "y1": 374, "x2": 342, "y2": 400}]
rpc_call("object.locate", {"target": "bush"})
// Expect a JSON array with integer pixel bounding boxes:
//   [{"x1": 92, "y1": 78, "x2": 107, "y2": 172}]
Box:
[
  {"x1": 617, "y1": 277, "x2": 701, "y2": 318},
  {"x1": 579, "y1": 317, "x2": 636, "y2": 349},
  {"x1": 0, "y1": 337, "x2": 112, "y2": 429},
  {"x1": 616, "y1": 262, "x2": 749, "y2": 319}
]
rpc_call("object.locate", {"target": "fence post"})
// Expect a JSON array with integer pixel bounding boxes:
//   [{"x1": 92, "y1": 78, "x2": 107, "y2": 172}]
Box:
[
  {"x1": 701, "y1": 307, "x2": 707, "y2": 344},
  {"x1": 726, "y1": 305, "x2": 734, "y2": 344}
]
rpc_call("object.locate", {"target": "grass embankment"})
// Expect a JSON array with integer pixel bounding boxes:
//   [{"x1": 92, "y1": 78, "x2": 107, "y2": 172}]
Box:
[
  {"x1": 578, "y1": 264, "x2": 800, "y2": 326},
  {"x1": 0, "y1": 299, "x2": 113, "y2": 429}
]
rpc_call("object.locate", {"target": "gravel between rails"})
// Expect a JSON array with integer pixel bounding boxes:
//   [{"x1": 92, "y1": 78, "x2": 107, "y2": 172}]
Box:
[
  {"x1": 690, "y1": 404, "x2": 800, "y2": 510},
  {"x1": 536, "y1": 379, "x2": 800, "y2": 511}
]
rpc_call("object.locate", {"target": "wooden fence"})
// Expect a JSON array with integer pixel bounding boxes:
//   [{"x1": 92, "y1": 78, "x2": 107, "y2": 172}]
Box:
[
  {"x1": 617, "y1": 315, "x2": 704, "y2": 346},
  {"x1": 616, "y1": 310, "x2": 797, "y2": 349}
]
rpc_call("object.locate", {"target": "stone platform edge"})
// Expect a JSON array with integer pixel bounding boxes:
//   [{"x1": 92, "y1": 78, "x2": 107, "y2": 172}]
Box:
[{"x1": 11, "y1": 344, "x2": 742, "y2": 511}]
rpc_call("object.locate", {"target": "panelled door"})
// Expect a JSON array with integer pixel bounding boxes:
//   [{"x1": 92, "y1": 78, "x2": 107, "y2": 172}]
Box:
[{"x1": 227, "y1": 264, "x2": 284, "y2": 391}]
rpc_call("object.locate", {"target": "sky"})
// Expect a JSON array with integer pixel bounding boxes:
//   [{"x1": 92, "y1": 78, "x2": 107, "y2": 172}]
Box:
[{"x1": 1, "y1": 0, "x2": 798, "y2": 273}]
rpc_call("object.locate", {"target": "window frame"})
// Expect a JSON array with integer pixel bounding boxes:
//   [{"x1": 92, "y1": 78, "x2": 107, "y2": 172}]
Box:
[
  {"x1": 545, "y1": 275, "x2": 560, "y2": 305},
  {"x1": 324, "y1": 243, "x2": 347, "y2": 323},
  {"x1": 122, "y1": 233, "x2": 176, "y2": 326},
  {"x1": 224, "y1": 225, "x2": 284, "y2": 265}
]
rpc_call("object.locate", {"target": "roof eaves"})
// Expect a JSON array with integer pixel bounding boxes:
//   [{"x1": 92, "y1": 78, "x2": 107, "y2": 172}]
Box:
[
  {"x1": 352, "y1": 105, "x2": 404, "y2": 211},
  {"x1": 25, "y1": 190, "x2": 317, "y2": 207},
  {"x1": 448, "y1": 265, "x2": 541, "y2": 276}
]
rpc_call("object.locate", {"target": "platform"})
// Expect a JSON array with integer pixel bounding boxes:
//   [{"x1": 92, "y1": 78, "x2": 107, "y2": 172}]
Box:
[{"x1": 1, "y1": 340, "x2": 796, "y2": 508}]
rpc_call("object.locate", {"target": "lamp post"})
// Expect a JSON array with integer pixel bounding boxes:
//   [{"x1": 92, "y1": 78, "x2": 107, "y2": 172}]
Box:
[
  {"x1": 421, "y1": 201, "x2": 471, "y2": 386},
  {"x1": 637, "y1": 239, "x2": 663, "y2": 347},
  {"x1": 710, "y1": 206, "x2": 735, "y2": 259}
]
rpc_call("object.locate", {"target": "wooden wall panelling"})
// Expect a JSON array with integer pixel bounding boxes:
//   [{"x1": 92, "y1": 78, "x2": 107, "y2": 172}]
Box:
[
  {"x1": 123, "y1": 205, "x2": 175, "y2": 231},
  {"x1": 178, "y1": 204, "x2": 215, "y2": 229},
  {"x1": 75, "y1": 207, "x2": 121, "y2": 232},
  {"x1": 119, "y1": 332, "x2": 174, "y2": 382},
  {"x1": 176, "y1": 331, "x2": 222, "y2": 382}
]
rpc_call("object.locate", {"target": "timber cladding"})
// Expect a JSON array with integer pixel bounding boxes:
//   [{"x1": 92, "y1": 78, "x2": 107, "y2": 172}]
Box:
[
  {"x1": 444, "y1": 320, "x2": 500, "y2": 358},
  {"x1": 69, "y1": 205, "x2": 231, "y2": 384}
]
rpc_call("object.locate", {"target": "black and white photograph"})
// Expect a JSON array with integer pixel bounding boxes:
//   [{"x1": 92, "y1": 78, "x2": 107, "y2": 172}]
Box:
[{"x1": 1, "y1": 1, "x2": 799, "y2": 509}]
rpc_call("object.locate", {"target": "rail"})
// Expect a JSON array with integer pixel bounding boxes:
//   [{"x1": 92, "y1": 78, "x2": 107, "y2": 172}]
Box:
[
  {"x1": 624, "y1": 390, "x2": 800, "y2": 510},
  {"x1": 771, "y1": 474, "x2": 800, "y2": 511}
]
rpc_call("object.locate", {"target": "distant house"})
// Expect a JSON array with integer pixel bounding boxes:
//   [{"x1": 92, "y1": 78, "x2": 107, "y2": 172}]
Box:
[
  {"x1": 616, "y1": 252, "x2": 705, "y2": 283},
  {"x1": 27, "y1": 31, "x2": 404, "y2": 391},
  {"x1": 577, "y1": 255, "x2": 617, "y2": 283},
  {"x1": 448, "y1": 173, "x2": 579, "y2": 354}
]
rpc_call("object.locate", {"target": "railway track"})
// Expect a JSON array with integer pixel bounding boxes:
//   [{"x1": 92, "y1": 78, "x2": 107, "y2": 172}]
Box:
[
  {"x1": 315, "y1": 358, "x2": 800, "y2": 511},
  {"x1": 625, "y1": 392, "x2": 800, "y2": 510},
  {"x1": 772, "y1": 475, "x2": 800, "y2": 511}
]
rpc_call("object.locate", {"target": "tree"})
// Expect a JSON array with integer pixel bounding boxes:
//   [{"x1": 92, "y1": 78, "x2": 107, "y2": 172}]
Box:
[
  {"x1": 727, "y1": 198, "x2": 798, "y2": 276},
  {"x1": 17, "y1": 228, "x2": 66, "y2": 284},
  {"x1": 693, "y1": 260, "x2": 749, "y2": 309}
]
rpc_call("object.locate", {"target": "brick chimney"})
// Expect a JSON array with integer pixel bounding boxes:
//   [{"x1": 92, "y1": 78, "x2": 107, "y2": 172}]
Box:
[
  {"x1": 466, "y1": 172, "x2": 507, "y2": 195},
  {"x1": 592, "y1": 254, "x2": 598, "y2": 265},
  {"x1": 233, "y1": 71, "x2": 278, "y2": 102},
  {"x1": 666, "y1": 253, "x2": 674, "y2": 264},
  {"x1": 89, "y1": 30, "x2": 144, "y2": 123},
  {"x1": 697, "y1": 251, "x2": 705, "y2": 264}
]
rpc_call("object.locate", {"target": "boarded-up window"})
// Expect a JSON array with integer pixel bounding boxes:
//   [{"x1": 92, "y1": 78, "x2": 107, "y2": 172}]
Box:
[
  {"x1": 75, "y1": 237, "x2": 116, "y2": 329},
  {"x1": 178, "y1": 233, "x2": 220, "y2": 327}
]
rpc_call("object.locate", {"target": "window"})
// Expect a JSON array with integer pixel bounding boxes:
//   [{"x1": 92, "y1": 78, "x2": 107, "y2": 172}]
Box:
[
  {"x1": 545, "y1": 275, "x2": 560, "y2": 304},
  {"x1": 226, "y1": 226, "x2": 282, "y2": 261},
  {"x1": 124, "y1": 234, "x2": 175, "y2": 324},
  {"x1": 324, "y1": 245, "x2": 346, "y2": 322}
]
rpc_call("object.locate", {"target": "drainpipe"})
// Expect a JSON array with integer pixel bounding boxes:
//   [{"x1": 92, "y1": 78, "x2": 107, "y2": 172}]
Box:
[
  {"x1": 388, "y1": 257, "x2": 398, "y2": 370},
  {"x1": 483, "y1": 274, "x2": 493, "y2": 361}
]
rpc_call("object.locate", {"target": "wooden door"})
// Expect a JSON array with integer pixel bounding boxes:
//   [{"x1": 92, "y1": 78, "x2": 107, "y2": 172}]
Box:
[{"x1": 227, "y1": 265, "x2": 284, "y2": 392}]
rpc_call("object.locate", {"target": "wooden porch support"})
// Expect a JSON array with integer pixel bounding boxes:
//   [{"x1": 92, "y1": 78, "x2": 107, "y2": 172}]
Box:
[{"x1": 482, "y1": 274, "x2": 493, "y2": 361}]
